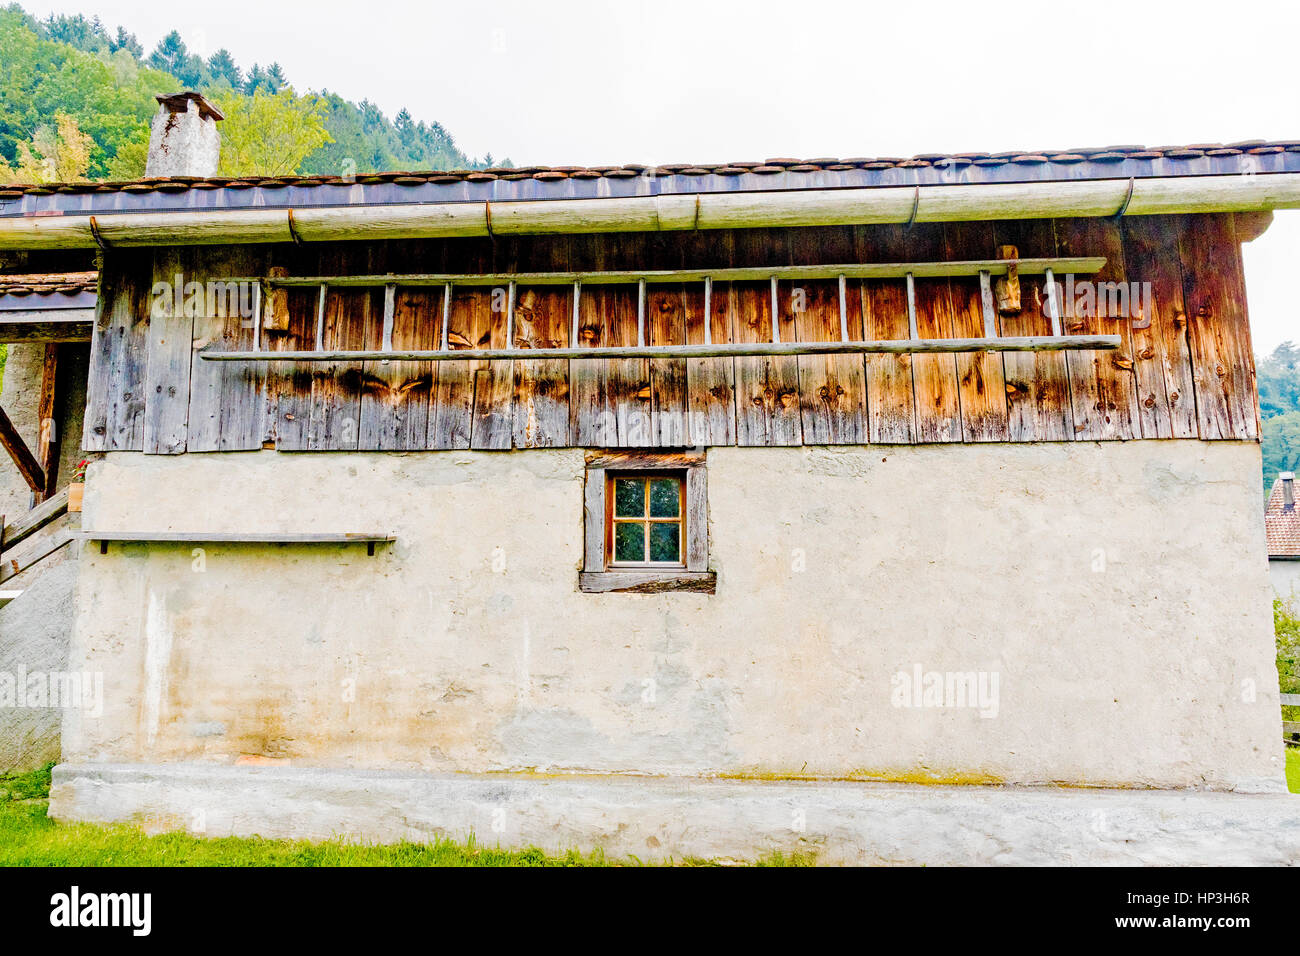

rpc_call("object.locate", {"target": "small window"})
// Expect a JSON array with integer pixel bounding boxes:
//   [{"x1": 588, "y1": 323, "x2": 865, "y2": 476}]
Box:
[
  {"x1": 580, "y1": 451, "x2": 714, "y2": 594},
  {"x1": 608, "y1": 473, "x2": 685, "y2": 567}
]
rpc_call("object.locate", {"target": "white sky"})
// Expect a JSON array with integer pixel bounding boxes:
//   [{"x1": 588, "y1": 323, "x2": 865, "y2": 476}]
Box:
[{"x1": 19, "y1": 0, "x2": 1300, "y2": 354}]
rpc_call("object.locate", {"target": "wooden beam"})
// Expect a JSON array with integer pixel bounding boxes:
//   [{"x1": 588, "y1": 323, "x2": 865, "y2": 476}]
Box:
[
  {"x1": 0, "y1": 404, "x2": 44, "y2": 493},
  {"x1": 201, "y1": 335, "x2": 1122, "y2": 364},
  {"x1": 0, "y1": 513, "x2": 76, "y2": 584},
  {"x1": 0, "y1": 309, "x2": 95, "y2": 343},
  {"x1": 36, "y1": 342, "x2": 59, "y2": 502},
  {"x1": 238, "y1": 257, "x2": 1108, "y2": 288},
  {"x1": 0, "y1": 486, "x2": 68, "y2": 553}
]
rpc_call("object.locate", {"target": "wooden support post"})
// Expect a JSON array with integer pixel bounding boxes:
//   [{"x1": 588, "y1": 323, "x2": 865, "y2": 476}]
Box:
[
  {"x1": 0, "y1": 405, "x2": 44, "y2": 494},
  {"x1": 979, "y1": 271, "x2": 997, "y2": 337},
  {"x1": 315, "y1": 284, "x2": 327, "y2": 350},
  {"x1": 35, "y1": 343, "x2": 59, "y2": 503},
  {"x1": 441, "y1": 282, "x2": 452, "y2": 350},
  {"x1": 703, "y1": 277, "x2": 712, "y2": 345},
  {"x1": 905, "y1": 273, "x2": 919, "y2": 340},
  {"x1": 838, "y1": 274, "x2": 849, "y2": 342},
  {"x1": 1043, "y1": 267, "x2": 1062, "y2": 337},
  {"x1": 381, "y1": 283, "x2": 396, "y2": 357},
  {"x1": 770, "y1": 276, "x2": 780, "y2": 343},
  {"x1": 637, "y1": 278, "x2": 646, "y2": 347},
  {"x1": 251, "y1": 280, "x2": 263, "y2": 352},
  {"x1": 572, "y1": 280, "x2": 581, "y2": 346},
  {"x1": 505, "y1": 280, "x2": 516, "y2": 348}
]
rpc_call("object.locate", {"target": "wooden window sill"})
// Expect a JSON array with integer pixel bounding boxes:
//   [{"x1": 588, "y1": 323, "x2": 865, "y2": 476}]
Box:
[{"x1": 578, "y1": 570, "x2": 716, "y2": 594}]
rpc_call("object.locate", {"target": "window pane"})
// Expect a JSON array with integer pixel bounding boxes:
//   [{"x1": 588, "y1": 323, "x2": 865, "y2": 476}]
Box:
[
  {"x1": 649, "y1": 522, "x2": 681, "y2": 562},
  {"x1": 614, "y1": 478, "x2": 645, "y2": 518},
  {"x1": 649, "y1": 478, "x2": 680, "y2": 517},
  {"x1": 614, "y1": 522, "x2": 645, "y2": 562}
]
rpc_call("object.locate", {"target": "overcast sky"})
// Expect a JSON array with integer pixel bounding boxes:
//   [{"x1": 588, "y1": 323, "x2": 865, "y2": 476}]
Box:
[{"x1": 22, "y1": 0, "x2": 1300, "y2": 353}]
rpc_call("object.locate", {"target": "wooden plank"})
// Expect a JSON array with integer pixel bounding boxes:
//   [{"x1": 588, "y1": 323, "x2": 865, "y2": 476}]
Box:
[
  {"x1": 583, "y1": 466, "x2": 606, "y2": 571},
  {"x1": 897, "y1": 225, "x2": 961, "y2": 443},
  {"x1": 789, "y1": 227, "x2": 866, "y2": 444},
  {"x1": 578, "y1": 570, "x2": 716, "y2": 594},
  {"x1": 82, "y1": 249, "x2": 150, "y2": 452},
  {"x1": 1178, "y1": 214, "x2": 1259, "y2": 440},
  {"x1": 186, "y1": 247, "x2": 267, "y2": 452},
  {"x1": 262, "y1": 284, "x2": 319, "y2": 449},
  {"x1": 307, "y1": 283, "x2": 376, "y2": 450},
  {"x1": 685, "y1": 465, "x2": 708, "y2": 571},
  {"x1": 685, "y1": 272, "x2": 735, "y2": 445},
  {"x1": 855, "y1": 225, "x2": 915, "y2": 443},
  {"x1": 0, "y1": 486, "x2": 67, "y2": 552},
  {"x1": 646, "y1": 284, "x2": 691, "y2": 446},
  {"x1": 142, "y1": 248, "x2": 195, "y2": 454},
  {"x1": 991, "y1": 222, "x2": 1073, "y2": 441},
  {"x1": 1053, "y1": 218, "x2": 1142, "y2": 441},
  {"x1": 254, "y1": 257, "x2": 1108, "y2": 287},
  {"x1": 943, "y1": 222, "x2": 1009, "y2": 442},
  {"x1": 512, "y1": 285, "x2": 572, "y2": 448},
  {"x1": 462, "y1": 283, "x2": 513, "y2": 450},
  {"x1": 35, "y1": 342, "x2": 59, "y2": 499},
  {"x1": 730, "y1": 231, "x2": 801, "y2": 446},
  {"x1": 0, "y1": 513, "x2": 75, "y2": 584},
  {"x1": 208, "y1": 335, "x2": 1123, "y2": 363},
  {"x1": 1122, "y1": 216, "x2": 1197, "y2": 439},
  {"x1": 0, "y1": 404, "x2": 43, "y2": 493},
  {"x1": 358, "y1": 287, "x2": 439, "y2": 450},
  {"x1": 73, "y1": 531, "x2": 393, "y2": 544},
  {"x1": 571, "y1": 285, "x2": 649, "y2": 447},
  {"x1": 0, "y1": 311, "x2": 94, "y2": 344}
]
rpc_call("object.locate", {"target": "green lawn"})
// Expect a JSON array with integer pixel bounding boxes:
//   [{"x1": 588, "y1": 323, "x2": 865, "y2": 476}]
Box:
[
  {"x1": 1288, "y1": 747, "x2": 1300, "y2": 794},
  {"x1": 0, "y1": 764, "x2": 808, "y2": 867}
]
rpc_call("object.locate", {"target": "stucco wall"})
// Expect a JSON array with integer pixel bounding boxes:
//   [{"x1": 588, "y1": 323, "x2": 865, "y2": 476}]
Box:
[
  {"x1": 62, "y1": 441, "x2": 1285, "y2": 791},
  {"x1": 1271, "y1": 560, "x2": 1300, "y2": 600}
]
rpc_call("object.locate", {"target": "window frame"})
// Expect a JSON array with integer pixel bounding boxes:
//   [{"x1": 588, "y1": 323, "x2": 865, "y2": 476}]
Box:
[
  {"x1": 606, "y1": 471, "x2": 687, "y2": 569},
  {"x1": 580, "y1": 450, "x2": 714, "y2": 594}
]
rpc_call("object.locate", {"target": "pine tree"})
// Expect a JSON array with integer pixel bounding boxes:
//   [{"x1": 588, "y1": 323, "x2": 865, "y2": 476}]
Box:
[
  {"x1": 207, "y1": 49, "x2": 242, "y2": 89},
  {"x1": 109, "y1": 25, "x2": 143, "y2": 58}
]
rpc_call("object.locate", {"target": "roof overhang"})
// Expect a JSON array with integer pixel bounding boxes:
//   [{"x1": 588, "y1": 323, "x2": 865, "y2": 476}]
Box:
[{"x1": 2, "y1": 171, "x2": 1299, "y2": 250}]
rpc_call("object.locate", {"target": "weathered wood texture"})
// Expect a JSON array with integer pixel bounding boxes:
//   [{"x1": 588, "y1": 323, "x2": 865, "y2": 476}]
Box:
[{"x1": 82, "y1": 218, "x2": 1260, "y2": 453}]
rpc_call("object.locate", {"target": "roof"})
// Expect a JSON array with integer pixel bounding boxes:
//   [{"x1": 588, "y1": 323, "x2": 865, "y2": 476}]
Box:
[
  {"x1": 0, "y1": 272, "x2": 97, "y2": 313},
  {"x1": 155, "y1": 91, "x2": 224, "y2": 122},
  {"x1": 1, "y1": 140, "x2": 1297, "y2": 218},
  {"x1": 1266, "y1": 476, "x2": 1300, "y2": 558}
]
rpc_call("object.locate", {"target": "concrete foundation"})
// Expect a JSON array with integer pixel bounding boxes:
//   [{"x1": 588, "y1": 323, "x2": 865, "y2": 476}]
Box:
[{"x1": 48, "y1": 762, "x2": 1300, "y2": 865}]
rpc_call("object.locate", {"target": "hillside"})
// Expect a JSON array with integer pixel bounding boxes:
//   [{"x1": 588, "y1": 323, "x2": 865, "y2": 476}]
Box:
[{"x1": 0, "y1": 3, "x2": 507, "y2": 181}]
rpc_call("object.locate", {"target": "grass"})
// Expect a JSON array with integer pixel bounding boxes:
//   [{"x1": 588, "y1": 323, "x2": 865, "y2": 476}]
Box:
[
  {"x1": 0, "y1": 764, "x2": 812, "y2": 867},
  {"x1": 1288, "y1": 747, "x2": 1300, "y2": 794}
]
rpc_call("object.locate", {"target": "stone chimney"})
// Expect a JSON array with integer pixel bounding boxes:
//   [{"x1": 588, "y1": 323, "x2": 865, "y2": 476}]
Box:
[
  {"x1": 1283, "y1": 472, "x2": 1295, "y2": 513},
  {"x1": 145, "y1": 92, "x2": 223, "y2": 178}
]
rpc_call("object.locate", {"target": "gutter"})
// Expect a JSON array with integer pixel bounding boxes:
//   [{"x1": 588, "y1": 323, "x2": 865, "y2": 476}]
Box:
[{"x1": 2, "y1": 173, "x2": 1299, "y2": 250}]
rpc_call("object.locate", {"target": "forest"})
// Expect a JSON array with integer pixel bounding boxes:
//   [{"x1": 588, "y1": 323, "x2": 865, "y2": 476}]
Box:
[{"x1": 0, "y1": 4, "x2": 508, "y2": 182}]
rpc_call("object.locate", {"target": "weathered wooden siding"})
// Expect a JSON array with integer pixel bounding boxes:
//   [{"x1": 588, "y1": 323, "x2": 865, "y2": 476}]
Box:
[{"x1": 82, "y1": 216, "x2": 1261, "y2": 454}]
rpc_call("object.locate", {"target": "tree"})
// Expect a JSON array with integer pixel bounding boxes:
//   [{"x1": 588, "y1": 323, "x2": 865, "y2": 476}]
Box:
[
  {"x1": 41, "y1": 13, "x2": 109, "y2": 53},
  {"x1": 0, "y1": 112, "x2": 94, "y2": 183},
  {"x1": 1263, "y1": 411, "x2": 1300, "y2": 492},
  {"x1": 213, "y1": 88, "x2": 332, "y2": 177},
  {"x1": 147, "y1": 29, "x2": 206, "y2": 88},
  {"x1": 207, "y1": 49, "x2": 241, "y2": 89},
  {"x1": 265, "y1": 62, "x2": 288, "y2": 93},
  {"x1": 109, "y1": 25, "x2": 142, "y2": 58}
]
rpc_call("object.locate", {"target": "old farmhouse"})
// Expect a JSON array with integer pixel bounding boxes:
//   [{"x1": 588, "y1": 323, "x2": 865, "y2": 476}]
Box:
[{"x1": 1, "y1": 93, "x2": 1298, "y2": 863}]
